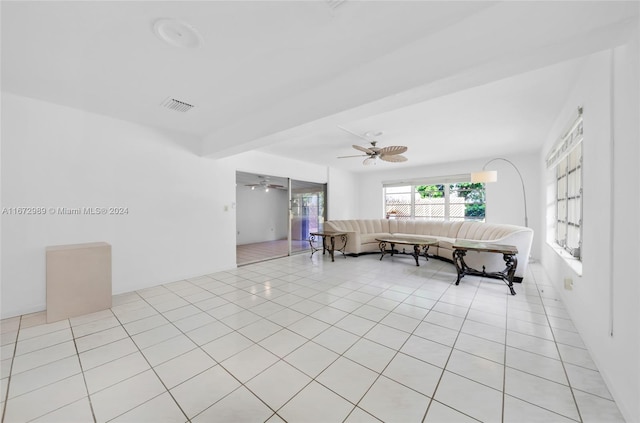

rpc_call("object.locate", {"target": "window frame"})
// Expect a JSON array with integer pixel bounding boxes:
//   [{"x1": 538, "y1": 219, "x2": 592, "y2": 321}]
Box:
[
  {"x1": 383, "y1": 179, "x2": 486, "y2": 222},
  {"x1": 546, "y1": 107, "x2": 584, "y2": 262},
  {"x1": 554, "y1": 142, "x2": 583, "y2": 259}
]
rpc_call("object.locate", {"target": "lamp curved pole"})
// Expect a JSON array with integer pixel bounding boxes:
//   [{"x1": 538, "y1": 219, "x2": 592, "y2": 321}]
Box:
[{"x1": 482, "y1": 158, "x2": 528, "y2": 228}]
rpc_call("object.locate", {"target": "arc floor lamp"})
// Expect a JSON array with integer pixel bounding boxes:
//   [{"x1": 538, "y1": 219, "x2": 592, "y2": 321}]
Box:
[{"x1": 471, "y1": 158, "x2": 529, "y2": 228}]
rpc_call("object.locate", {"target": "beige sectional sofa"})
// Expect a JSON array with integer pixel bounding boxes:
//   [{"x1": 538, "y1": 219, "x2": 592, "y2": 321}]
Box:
[{"x1": 324, "y1": 219, "x2": 534, "y2": 281}]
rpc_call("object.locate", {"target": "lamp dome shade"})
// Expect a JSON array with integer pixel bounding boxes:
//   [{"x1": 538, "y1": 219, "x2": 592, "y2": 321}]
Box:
[{"x1": 471, "y1": 170, "x2": 498, "y2": 183}]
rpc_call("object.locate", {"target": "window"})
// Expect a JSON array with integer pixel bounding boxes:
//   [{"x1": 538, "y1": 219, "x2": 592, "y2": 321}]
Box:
[
  {"x1": 555, "y1": 143, "x2": 582, "y2": 258},
  {"x1": 547, "y1": 107, "x2": 583, "y2": 260},
  {"x1": 384, "y1": 180, "x2": 486, "y2": 221}
]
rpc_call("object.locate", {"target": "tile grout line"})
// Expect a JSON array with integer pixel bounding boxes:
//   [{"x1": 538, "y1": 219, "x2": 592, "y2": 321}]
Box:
[
  {"x1": 10, "y1": 314, "x2": 135, "y2": 420},
  {"x1": 181, "y1": 269, "x2": 378, "y2": 422},
  {"x1": 167, "y1": 269, "x2": 350, "y2": 422},
  {"x1": 262, "y1": 259, "x2": 457, "y2": 422},
  {"x1": 5, "y1": 319, "x2": 160, "y2": 383},
  {"x1": 69, "y1": 320, "x2": 98, "y2": 423},
  {"x1": 529, "y1": 267, "x2": 585, "y2": 423},
  {"x1": 347, "y1": 264, "x2": 449, "y2": 419},
  {"x1": 3, "y1": 318, "x2": 93, "y2": 423},
  {"x1": 0, "y1": 256, "x2": 615, "y2": 423},
  {"x1": 130, "y1": 272, "x2": 345, "y2": 422},
  {"x1": 0, "y1": 264, "x2": 496, "y2": 410},
  {"x1": 191, "y1": 258, "x2": 447, "y2": 421},
  {"x1": 3, "y1": 352, "x2": 80, "y2": 400},
  {"x1": 275, "y1": 261, "x2": 445, "y2": 422},
  {"x1": 420, "y1": 269, "x2": 485, "y2": 423},
  {"x1": 499, "y1": 273, "x2": 584, "y2": 422},
  {"x1": 1, "y1": 315, "x2": 22, "y2": 423},
  {"x1": 126, "y1": 288, "x2": 273, "y2": 423},
  {"x1": 108, "y1": 306, "x2": 193, "y2": 423},
  {"x1": 44, "y1": 296, "x2": 184, "y2": 420}
]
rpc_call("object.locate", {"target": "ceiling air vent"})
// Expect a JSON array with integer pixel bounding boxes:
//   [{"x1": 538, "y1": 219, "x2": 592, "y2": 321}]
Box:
[{"x1": 160, "y1": 97, "x2": 195, "y2": 113}]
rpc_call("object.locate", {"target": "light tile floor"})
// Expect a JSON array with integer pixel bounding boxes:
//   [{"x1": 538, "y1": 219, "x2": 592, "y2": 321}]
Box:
[
  {"x1": 237, "y1": 240, "x2": 310, "y2": 266},
  {"x1": 0, "y1": 254, "x2": 626, "y2": 422}
]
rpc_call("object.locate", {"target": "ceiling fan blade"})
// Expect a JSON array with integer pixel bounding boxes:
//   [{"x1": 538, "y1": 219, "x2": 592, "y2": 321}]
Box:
[
  {"x1": 338, "y1": 126, "x2": 371, "y2": 142},
  {"x1": 380, "y1": 154, "x2": 408, "y2": 163},
  {"x1": 337, "y1": 154, "x2": 368, "y2": 159},
  {"x1": 353, "y1": 144, "x2": 374, "y2": 154},
  {"x1": 379, "y1": 145, "x2": 407, "y2": 155}
]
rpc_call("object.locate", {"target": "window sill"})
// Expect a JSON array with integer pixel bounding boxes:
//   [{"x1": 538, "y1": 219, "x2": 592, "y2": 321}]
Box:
[{"x1": 547, "y1": 241, "x2": 583, "y2": 276}]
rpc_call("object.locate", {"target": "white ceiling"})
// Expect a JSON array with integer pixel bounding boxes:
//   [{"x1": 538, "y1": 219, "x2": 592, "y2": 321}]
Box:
[{"x1": 2, "y1": 1, "x2": 638, "y2": 173}]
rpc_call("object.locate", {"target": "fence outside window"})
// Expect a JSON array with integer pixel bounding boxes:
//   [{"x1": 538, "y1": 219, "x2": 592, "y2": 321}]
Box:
[{"x1": 384, "y1": 183, "x2": 486, "y2": 222}]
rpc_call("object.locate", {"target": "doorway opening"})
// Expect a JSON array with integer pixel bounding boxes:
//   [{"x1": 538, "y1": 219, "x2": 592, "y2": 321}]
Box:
[{"x1": 235, "y1": 172, "x2": 326, "y2": 266}]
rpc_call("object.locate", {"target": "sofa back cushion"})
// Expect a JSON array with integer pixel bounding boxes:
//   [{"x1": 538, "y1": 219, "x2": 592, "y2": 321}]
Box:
[
  {"x1": 456, "y1": 221, "x2": 525, "y2": 241},
  {"x1": 390, "y1": 220, "x2": 462, "y2": 238},
  {"x1": 325, "y1": 219, "x2": 390, "y2": 234},
  {"x1": 328, "y1": 219, "x2": 526, "y2": 242}
]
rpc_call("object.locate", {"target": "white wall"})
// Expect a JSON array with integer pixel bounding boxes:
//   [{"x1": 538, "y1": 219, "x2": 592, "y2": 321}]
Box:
[
  {"x1": 327, "y1": 167, "x2": 359, "y2": 221},
  {"x1": 235, "y1": 184, "x2": 288, "y2": 244},
  {"x1": 1, "y1": 93, "x2": 237, "y2": 318},
  {"x1": 539, "y1": 41, "x2": 639, "y2": 423},
  {"x1": 0, "y1": 95, "x2": 336, "y2": 319},
  {"x1": 353, "y1": 153, "x2": 541, "y2": 259}
]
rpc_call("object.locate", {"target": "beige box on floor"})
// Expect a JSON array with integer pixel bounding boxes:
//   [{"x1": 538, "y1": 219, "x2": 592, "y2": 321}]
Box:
[{"x1": 46, "y1": 242, "x2": 112, "y2": 323}]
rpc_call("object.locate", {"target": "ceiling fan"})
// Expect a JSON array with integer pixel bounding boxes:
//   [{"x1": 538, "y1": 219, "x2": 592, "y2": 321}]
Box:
[
  {"x1": 337, "y1": 126, "x2": 408, "y2": 166},
  {"x1": 244, "y1": 176, "x2": 286, "y2": 191}
]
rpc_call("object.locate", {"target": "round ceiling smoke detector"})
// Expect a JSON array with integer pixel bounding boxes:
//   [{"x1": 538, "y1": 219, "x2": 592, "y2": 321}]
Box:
[{"x1": 153, "y1": 18, "x2": 203, "y2": 48}]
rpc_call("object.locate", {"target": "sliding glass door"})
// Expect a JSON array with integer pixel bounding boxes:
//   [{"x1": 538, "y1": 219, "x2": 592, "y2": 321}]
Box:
[
  {"x1": 235, "y1": 172, "x2": 326, "y2": 265},
  {"x1": 290, "y1": 180, "x2": 327, "y2": 255}
]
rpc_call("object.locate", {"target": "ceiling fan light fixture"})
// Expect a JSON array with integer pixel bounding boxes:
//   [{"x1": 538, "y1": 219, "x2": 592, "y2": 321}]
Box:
[{"x1": 337, "y1": 127, "x2": 408, "y2": 166}]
